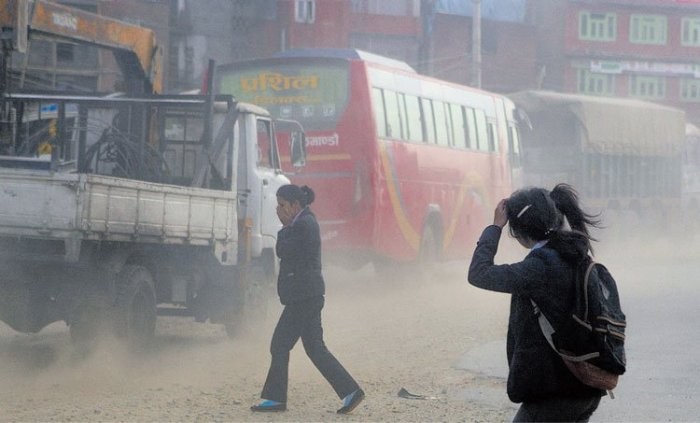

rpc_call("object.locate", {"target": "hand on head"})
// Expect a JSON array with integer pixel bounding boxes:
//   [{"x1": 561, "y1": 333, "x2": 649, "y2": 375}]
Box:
[{"x1": 493, "y1": 198, "x2": 509, "y2": 228}]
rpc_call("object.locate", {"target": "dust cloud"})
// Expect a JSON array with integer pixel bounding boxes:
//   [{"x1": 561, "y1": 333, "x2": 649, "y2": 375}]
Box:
[{"x1": 0, "y1": 220, "x2": 697, "y2": 421}]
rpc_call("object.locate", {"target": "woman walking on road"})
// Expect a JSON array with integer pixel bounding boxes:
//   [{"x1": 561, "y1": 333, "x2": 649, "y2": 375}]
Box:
[
  {"x1": 251, "y1": 184, "x2": 365, "y2": 414},
  {"x1": 467, "y1": 184, "x2": 605, "y2": 422}
]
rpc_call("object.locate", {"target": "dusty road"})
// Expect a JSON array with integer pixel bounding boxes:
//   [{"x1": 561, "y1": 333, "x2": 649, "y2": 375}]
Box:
[
  {"x1": 0, "y1": 233, "x2": 698, "y2": 422},
  {"x1": 0, "y1": 260, "x2": 514, "y2": 422}
]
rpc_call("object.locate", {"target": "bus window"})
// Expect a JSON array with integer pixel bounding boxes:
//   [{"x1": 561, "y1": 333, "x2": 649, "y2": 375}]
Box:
[
  {"x1": 404, "y1": 94, "x2": 423, "y2": 142},
  {"x1": 449, "y1": 104, "x2": 467, "y2": 149},
  {"x1": 421, "y1": 98, "x2": 436, "y2": 144},
  {"x1": 434, "y1": 101, "x2": 450, "y2": 147},
  {"x1": 371, "y1": 87, "x2": 387, "y2": 138},
  {"x1": 465, "y1": 107, "x2": 476, "y2": 149},
  {"x1": 487, "y1": 122, "x2": 497, "y2": 152},
  {"x1": 474, "y1": 109, "x2": 489, "y2": 151},
  {"x1": 398, "y1": 93, "x2": 410, "y2": 141},
  {"x1": 384, "y1": 90, "x2": 402, "y2": 139}
]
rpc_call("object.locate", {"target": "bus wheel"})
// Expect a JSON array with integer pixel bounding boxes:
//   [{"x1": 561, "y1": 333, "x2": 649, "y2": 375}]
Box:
[{"x1": 114, "y1": 265, "x2": 157, "y2": 349}]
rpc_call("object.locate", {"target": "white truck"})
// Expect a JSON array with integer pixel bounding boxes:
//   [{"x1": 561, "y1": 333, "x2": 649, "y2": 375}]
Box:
[{"x1": 0, "y1": 90, "x2": 305, "y2": 347}]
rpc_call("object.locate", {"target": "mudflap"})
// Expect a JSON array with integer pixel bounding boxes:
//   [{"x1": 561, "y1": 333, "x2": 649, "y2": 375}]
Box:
[
  {"x1": 0, "y1": 267, "x2": 62, "y2": 334},
  {"x1": 190, "y1": 266, "x2": 241, "y2": 325}
]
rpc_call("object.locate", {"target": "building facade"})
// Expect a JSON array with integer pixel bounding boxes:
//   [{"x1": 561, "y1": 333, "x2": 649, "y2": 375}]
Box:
[
  {"x1": 263, "y1": 0, "x2": 537, "y2": 94},
  {"x1": 531, "y1": 0, "x2": 700, "y2": 125}
]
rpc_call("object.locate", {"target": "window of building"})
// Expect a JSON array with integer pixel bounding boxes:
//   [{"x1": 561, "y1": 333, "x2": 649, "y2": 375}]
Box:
[
  {"x1": 295, "y1": 0, "x2": 315, "y2": 23},
  {"x1": 630, "y1": 14, "x2": 667, "y2": 45},
  {"x1": 579, "y1": 11, "x2": 616, "y2": 41},
  {"x1": 56, "y1": 43, "x2": 75, "y2": 64},
  {"x1": 28, "y1": 39, "x2": 53, "y2": 67},
  {"x1": 351, "y1": 0, "x2": 419, "y2": 17},
  {"x1": 682, "y1": 17, "x2": 700, "y2": 46},
  {"x1": 681, "y1": 79, "x2": 700, "y2": 102},
  {"x1": 577, "y1": 69, "x2": 615, "y2": 96},
  {"x1": 629, "y1": 75, "x2": 666, "y2": 99}
]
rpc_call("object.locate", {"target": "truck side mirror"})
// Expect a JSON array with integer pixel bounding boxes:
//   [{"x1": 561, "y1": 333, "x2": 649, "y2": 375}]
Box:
[{"x1": 290, "y1": 131, "x2": 306, "y2": 168}]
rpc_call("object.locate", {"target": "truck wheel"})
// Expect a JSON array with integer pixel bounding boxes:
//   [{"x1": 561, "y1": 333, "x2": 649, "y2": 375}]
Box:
[
  {"x1": 225, "y1": 252, "x2": 276, "y2": 338},
  {"x1": 114, "y1": 265, "x2": 157, "y2": 348}
]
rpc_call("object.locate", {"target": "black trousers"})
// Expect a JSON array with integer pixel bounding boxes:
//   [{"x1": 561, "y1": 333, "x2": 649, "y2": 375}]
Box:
[
  {"x1": 512, "y1": 395, "x2": 601, "y2": 422},
  {"x1": 261, "y1": 295, "x2": 359, "y2": 403}
]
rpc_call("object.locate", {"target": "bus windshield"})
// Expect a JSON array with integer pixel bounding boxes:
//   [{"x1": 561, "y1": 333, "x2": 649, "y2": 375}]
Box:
[{"x1": 217, "y1": 62, "x2": 350, "y2": 131}]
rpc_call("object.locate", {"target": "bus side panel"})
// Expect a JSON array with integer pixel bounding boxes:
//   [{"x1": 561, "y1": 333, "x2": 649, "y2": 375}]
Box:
[{"x1": 291, "y1": 60, "x2": 378, "y2": 264}]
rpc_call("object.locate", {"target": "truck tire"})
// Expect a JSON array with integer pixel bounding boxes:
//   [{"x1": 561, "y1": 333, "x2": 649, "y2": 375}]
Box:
[
  {"x1": 114, "y1": 265, "x2": 157, "y2": 348},
  {"x1": 224, "y1": 251, "x2": 277, "y2": 338}
]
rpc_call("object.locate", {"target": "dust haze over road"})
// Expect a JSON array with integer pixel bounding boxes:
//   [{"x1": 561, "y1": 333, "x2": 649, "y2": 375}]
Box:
[{"x1": 0, "y1": 226, "x2": 698, "y2": 422}]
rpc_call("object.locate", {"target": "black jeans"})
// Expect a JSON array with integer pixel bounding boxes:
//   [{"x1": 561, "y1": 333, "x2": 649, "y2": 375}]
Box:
[
  {"x1": 261, "y1": 295, "x2": 359, "y2": 403},
  {"x1": 512, "y1": 395, "x2": 601, "y2": 422}
]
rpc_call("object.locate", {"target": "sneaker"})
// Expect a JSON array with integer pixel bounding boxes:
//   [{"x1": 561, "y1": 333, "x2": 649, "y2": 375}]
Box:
[
  {"x1": 337, "y1": 389, "x2": 365, "y2": 414},
  {"x1": 251, "y1": 399, "x2": 286, "y2": 412}
]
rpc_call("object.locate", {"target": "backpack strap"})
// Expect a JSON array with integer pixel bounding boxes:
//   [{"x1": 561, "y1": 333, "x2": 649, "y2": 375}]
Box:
[
  {"x1": 531, "y1": 300, "x2": 600, "y2": 362},
  {"x1": 582, "y1": 260, "x2": 596, "y2": 322}
]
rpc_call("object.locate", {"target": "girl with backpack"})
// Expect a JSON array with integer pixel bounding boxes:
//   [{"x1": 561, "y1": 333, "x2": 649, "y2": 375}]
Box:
[{"x1": 467, "y1": 183, "x2": 605, "y2": 422}]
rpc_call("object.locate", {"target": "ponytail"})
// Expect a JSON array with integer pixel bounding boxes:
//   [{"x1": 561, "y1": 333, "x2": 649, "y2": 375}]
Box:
[
  {"x1": 549, "y1": 183, "x2": 600, "y2": 238},
  {"x1": 548, "y1": 183, "x2": 601, "y2": 259}
]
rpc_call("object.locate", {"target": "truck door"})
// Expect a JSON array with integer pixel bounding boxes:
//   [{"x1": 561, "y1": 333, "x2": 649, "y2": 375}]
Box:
[{"x1": 250, "y1": 117, "x2": 288, "y2": 255}]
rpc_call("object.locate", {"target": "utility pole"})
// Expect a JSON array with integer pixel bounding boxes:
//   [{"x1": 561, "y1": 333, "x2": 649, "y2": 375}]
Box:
[{"x1": 472, "y1": 0, "x2": 482, "y2": 88}]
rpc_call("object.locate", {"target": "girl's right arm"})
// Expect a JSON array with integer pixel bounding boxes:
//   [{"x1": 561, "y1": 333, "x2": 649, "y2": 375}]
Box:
[{"x1": 467, "y1": 225, "x2": 546, "y2": 295}]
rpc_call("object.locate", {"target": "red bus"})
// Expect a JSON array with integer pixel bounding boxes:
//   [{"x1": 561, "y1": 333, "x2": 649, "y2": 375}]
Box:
[{"x1": 216, "y1": 49, "x2": 523, "y2": 270}]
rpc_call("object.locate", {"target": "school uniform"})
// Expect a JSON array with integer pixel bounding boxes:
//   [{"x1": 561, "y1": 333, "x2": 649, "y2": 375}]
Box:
[
  {"x1": 260, "y1": 207, "x2": 359, "y2": 404},
  {"x1": 468, "y1": 225, "x2": 602, "y2": 421}
]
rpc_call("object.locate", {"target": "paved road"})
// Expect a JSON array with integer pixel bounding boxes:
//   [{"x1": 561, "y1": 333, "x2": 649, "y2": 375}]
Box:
[{"x1": 458, "y1": 258, "x2": 700, "y2": 422}]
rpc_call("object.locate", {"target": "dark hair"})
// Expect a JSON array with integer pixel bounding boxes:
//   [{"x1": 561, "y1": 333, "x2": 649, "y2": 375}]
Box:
[
  {"x1": 506, "y1": 183, "x2": 601, "y2": 261},
  {"x1": 276, "y1": 184, "x2": 315, "y2": 207}
]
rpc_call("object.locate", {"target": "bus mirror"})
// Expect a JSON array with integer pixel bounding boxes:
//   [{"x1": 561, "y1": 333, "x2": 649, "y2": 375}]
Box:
[{"x1": 290, "y1": 131, "x2": 306, "y2": 168}]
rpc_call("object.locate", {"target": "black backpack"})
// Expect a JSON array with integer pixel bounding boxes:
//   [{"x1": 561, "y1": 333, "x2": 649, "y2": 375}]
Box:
[
  {"x1": 564, "y1": 257, "x2": 626, "y2": 374},
  {"x1": 533, "y1": 256, "x2": 626, "y2": 390}
]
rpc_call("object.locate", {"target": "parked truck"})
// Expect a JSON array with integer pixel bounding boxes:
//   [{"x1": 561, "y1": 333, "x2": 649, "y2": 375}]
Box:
[
  {"x1": 509, "y1": 90, "x2": 684, "y2": 224},
  {"x1": 0, "y1": 89, "x2": 305, "y2": 347}
]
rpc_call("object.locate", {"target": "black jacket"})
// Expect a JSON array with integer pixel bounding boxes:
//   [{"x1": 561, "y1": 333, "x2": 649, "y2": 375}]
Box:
[
  {"x1": 468, "y1": 225, "x2": 602, "y2": 403},
  {"x1": 276, "y1": 207, "x2": 325, "y2": 305}
]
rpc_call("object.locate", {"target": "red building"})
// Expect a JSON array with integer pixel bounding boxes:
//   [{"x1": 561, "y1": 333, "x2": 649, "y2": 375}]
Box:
[
  {"x1": 531, "y1": 0, "x2": 700, "y2": 125},
  {"x1": 266, "y1": 0, "x2": 537, "y2": 94}
]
